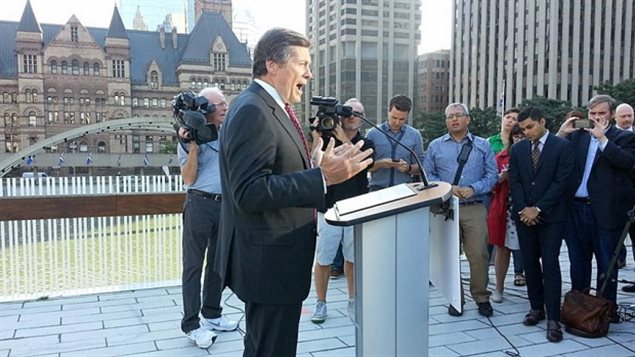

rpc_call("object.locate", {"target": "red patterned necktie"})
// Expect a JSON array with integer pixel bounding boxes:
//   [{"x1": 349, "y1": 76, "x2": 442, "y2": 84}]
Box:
[{"x1": 284, "y1": 104, "x2": 310, "y2": 160}]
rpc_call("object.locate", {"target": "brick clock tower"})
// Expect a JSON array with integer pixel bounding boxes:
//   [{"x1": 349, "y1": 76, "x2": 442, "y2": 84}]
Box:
[{"x1": 195, "y1": 0, "x2": 232, "y2": 27}]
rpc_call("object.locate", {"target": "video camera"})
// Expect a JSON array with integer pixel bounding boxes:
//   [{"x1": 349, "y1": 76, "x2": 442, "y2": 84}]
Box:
[
  {"x1": 171, "y1": 91, "x2": 218, "y2": 145},
  {"x1": 310, "y1": 96, "x2": 354, "y2": 132}
]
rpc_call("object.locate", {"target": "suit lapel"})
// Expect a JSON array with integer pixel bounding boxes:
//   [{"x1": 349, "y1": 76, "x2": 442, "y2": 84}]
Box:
[{"x1": 251, "y1": 83, "x2": 309, "y2": 168}]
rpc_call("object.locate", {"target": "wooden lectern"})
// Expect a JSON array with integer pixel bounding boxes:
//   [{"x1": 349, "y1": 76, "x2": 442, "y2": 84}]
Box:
[{"x1": 324, "y1": 181, "x2": 460, "y2": 357}]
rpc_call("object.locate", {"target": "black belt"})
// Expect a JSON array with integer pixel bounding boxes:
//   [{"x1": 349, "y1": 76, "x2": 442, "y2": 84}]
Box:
[
  {"x1": 187, "y1": 189, "x2": 222, "y2": 201},
  {"x1": 459, "y1": 200, "x2": 483, "y2": 206},
  {"x1": 574, "y1": 197, "x2": 591, "y2": 205}
]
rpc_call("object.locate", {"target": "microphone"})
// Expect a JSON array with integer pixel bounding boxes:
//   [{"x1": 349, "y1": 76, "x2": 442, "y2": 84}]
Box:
[{"x1": 346, "y1": 107, "x2": 436, "y2": 190}]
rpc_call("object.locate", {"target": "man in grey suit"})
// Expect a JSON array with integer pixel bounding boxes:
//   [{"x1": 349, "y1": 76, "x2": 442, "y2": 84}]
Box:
[{"x1": 215, "y1": 28, "x2": 373, "y2": 357}]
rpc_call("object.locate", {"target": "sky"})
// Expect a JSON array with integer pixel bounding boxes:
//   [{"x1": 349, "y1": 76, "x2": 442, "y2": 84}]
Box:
[{"x1": 1, "y1": 0, "x2": 452, "y2": 54}]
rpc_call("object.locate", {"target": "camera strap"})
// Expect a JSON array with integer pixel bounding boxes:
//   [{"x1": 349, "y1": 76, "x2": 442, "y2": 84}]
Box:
[{"x1": 452, "y1": 137, "x2": 473, "y2": 186}]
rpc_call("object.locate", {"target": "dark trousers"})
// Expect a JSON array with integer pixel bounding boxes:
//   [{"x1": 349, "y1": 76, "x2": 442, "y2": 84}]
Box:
[
  {"x1": 516, "y1": 221, "x2": 563, "y2": 320},
  {"x1": 243, "y1": 301, "x2": 302, "y2": 357},
  {"x1": 181, "y1": 194, "x2": 223, "y2": 333},
  {"x1": 565, "y1": 202, "x2": 622, "y2": 304}
]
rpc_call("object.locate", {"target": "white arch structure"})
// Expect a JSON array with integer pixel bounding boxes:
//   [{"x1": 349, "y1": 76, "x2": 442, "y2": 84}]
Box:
[{"x1": 0, "y1": 117, "x2": 175, "y2": 177}]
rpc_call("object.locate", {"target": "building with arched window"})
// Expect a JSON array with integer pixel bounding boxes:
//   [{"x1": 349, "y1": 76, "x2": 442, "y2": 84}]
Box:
[{"x1": 0, "y1": 1, "x2": 251, "y2": 159}]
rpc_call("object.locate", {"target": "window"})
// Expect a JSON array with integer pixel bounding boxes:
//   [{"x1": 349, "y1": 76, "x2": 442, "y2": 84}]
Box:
[
  {"x1": 150, "y1": 70, "x2": 159, "y2": 89},
  {"x1": 144, "y1": 98, "x2": 149, "y2": 107},
  {"x1": 83, "y1": 62, "x2": 89, "y2": 75},
  {"x1": 25, "y1": 89, "x2": 32, "y2": 103},
  {"x1": 151, "y1": 98, "x2": 158, "y2": 107},
  {"x1": 3, "y1": 113, "x2": 9, "y2": 127},
  {"x1": 31, "y1": 89, "x2": 38, "y2": 104},
  {"x1": 28, "y1": 111, "x2": 37, "y2": 126},
  {"x1": 97, "y1": 142, "x2": 106, "y2": 153},
  {"x1": 70, "y1": 25, "x2": 79, "y2": 42},
  {"x1": 145, "y1": 142, "x2": 154, "y2": 153},
  {"x1": 72, "y1": 60, "x2": 79, "y2": 75},
  {"x1": 132, "y1": 97, "x2": 138, "y2": 107},
  {"x1": 213, "y1": 53, "x2": 226, "y2": 72},
  {"x1": 23, "y1": 54, "x2": 38, "y2": 73},
  {"x1": 61, "y1": 61, "x2": 68, "y2": 75},
  {"x1": 93, "y1": 63, "x2": 100, "y2": 76},
  {"x1": 50, "y1": 60, "x2": 58, "y2": 74},
  {"x1": 11, "y1": 113, "x2": 17, "y2": 126},
  {"x1": 79, "y1": 141, "x2": 88, "y2": 152},
  {"x1": 80, "y1": 111, "x2": 91, "y2": 124},
  {"x1": 112, "y1": 60, "x2": 125, "y2": 78}
]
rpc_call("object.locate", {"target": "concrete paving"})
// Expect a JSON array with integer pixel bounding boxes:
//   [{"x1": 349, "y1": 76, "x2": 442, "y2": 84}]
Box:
[{"x1": 1, "y1": 246, "x2": 633, "y2": 356}]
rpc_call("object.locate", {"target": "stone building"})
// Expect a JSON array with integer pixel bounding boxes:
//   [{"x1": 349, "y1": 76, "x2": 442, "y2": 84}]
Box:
[{"x1": 0, "y1": 0, "x2": 251, "y2": 157}]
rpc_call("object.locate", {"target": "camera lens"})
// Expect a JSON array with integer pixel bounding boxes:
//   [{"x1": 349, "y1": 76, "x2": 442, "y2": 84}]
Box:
[{"x1": 321, "y1": 116, "x2": 336, "y2": 130}]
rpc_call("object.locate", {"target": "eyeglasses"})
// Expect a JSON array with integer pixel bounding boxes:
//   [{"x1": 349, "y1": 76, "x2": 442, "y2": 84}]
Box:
[{"x1": 446, "y1": 113, "x2": 466, "y2": 120}]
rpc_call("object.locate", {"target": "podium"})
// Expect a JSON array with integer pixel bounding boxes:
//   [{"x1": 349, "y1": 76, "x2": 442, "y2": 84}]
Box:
[{"x1": 324, "y1": 182, "x2": 460, "y2": 357}]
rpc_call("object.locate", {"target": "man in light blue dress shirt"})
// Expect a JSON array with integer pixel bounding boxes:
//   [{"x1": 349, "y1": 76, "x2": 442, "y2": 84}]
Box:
[{"x1": 423, "y1": 102, "x2": 498, "y2": 317}]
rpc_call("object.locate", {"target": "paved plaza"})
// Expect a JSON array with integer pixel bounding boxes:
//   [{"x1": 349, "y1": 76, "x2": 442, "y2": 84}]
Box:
[{"x1": 1, "y1": 246, "x2": 634, "y2": 357}]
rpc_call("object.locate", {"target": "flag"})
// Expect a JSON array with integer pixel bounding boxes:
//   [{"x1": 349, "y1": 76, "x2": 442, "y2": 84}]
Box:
[
  {"x1": 117, "y1": 154, "x2": 122, "y2": 167},
  {"x1": 86, "y1": 152, "x2": 93, "y2": 165},
  {"x1": 58, "y1": 153, "x2": 64, "y2": 167},
  {"x1": 498, "y1": 92, "x2": 505, "y2": 109},
  {"x1": 143, "y1": 154, "x2": 150, "y2": 166},
  {"x1": 25, "y1": 155, "x2": 33, "y2": 166},
  {"x1": 167, "y1": 155, "x2": 174, "y2": 165}
]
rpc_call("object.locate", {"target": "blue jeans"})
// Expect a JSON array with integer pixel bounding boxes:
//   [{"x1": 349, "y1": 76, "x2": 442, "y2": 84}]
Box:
[{"x1": 565, "y1": 202, "x2": 622, "y2": 304}]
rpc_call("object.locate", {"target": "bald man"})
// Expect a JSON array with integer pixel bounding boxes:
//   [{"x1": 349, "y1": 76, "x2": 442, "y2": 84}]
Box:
[
  {"x1": 615, "y1": 103, "x2": 634, "y2": 131},
  {"x1": 615, "y1": 103, "x2": 635, "y2": 293}
]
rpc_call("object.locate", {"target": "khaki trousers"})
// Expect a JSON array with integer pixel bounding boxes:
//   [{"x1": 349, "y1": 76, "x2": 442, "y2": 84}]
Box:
[{"x1": 458, "y1": 203, "x2": 491, "y2": 304}]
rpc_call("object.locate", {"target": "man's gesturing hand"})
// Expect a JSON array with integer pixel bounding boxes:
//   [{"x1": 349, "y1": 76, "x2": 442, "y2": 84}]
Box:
[{"x1": 317, "y1": 137, "x2": 374, "y2": 186}]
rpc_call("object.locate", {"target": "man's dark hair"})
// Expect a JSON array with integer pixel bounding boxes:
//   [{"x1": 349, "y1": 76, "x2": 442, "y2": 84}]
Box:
[
  {"x1": 389, "y1": 95, "x2": 412, "y2": 113},
  {"x1": 252, "y1": 28, "x2": 310, "y2": 78},
  {"x1": 504, "y1": 107, "x2": 520, "y2": 116},
  {"x1": 587, "y1": 94, "x2": 617, "y2": 112},
  {"x1": 518, "y1": 106, "x2": 546, "y2": 122}
]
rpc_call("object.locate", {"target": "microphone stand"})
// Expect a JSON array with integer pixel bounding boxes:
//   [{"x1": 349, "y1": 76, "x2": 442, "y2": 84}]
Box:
[{"x1": 355, "y1": 113, "x2": 437, "y2": 191}]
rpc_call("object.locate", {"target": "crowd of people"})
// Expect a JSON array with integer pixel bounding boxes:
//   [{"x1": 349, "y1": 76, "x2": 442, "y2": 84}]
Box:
[{"x1": 174, "y1": 27, "x2": 634, "y2": 356}]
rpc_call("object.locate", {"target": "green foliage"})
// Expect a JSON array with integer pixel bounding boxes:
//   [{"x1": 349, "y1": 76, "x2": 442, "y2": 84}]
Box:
[
  {"x1": 413, "y1": 111, "x2": 446, "y2": 148},
  {"x1": 595, "y1": 79, "x2": 635, "y2": 107},
  {"x1": 160, "y1": 141, "x2": 178, "y2": 154},
  {"x1": 517, "y1": 96, "x2": 580, "y2": 132},
  {"x1": 468, "y1": 106, "x2": 500, "y2": 138}
]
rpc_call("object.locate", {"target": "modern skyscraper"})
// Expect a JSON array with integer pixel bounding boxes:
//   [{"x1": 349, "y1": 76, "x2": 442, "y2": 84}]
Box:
[
  {"x1": 306, "y1": 0, "x2": 422, "y2": 123},
  {"x1": 450, "y1": 0, "x2": 634, "y2": 110}
]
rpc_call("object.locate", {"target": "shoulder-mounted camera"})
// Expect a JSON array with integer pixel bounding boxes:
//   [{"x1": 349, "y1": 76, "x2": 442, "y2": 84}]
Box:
[
  {"x1": 310, "y1": 96, "x2": 354, "y2": 132},
  {"x1": 172, "y1": 91, "x2": 218, "y2": 145}
]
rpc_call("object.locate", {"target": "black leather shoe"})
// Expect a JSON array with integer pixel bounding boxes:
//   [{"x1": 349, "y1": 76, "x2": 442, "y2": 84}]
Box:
[
  {"x1": 622, "y1": 284, "x2": 635, "y2": 293},
  {"x1": 523, "y1": 309, "x2": 546, "y2": 326},
  {"x1": 448, "y1": 305, "x2": 463, "y2": 316},
  {"x1": 477, "y1": 301, "x2": 493, "y2": 317},
  {"x1": 546, "y1": 320, "x2": 563, "y2": 342}
]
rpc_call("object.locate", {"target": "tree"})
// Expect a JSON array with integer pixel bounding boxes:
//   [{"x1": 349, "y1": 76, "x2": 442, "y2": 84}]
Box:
[
  {"x1": 517, "y1": 96, "x2": 578, "y2": 132},
  {"x1": 413, "y1": 111, "x2": 446, "y2": 148},
  {"x1": 468, "y1": 106, "x2": 499, "y2": 138},
  {"x1": 160, "y1": 141, "x2": 177, "y2": 154},
  {"x1": 595, "y1": 79, "x2": 635, "y2": 107}
]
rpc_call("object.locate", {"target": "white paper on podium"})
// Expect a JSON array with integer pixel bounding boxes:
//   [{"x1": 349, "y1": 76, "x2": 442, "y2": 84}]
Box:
[
  {"x1": 335, "y1": 183, "x2": 417, "y2": 216},
  {"x1": 429, "y1": 196, "x2": 462, "y2": 313}
]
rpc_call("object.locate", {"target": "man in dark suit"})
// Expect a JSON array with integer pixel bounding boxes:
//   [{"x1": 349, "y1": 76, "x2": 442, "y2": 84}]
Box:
[
  {"x1": 215, "y1": 28, "x2": 373, "y2": 357},
  {"x1": 508, "y1": 107, "x2": 574, "y2": 342},
  {"x1": 557, "y1": 95, "x2": 635, "y2": 315}
]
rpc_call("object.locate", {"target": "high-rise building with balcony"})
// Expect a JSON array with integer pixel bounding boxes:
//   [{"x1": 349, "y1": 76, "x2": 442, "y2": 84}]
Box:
[
  {"x1": 450, "y1": 0, "x2": 634, "y2": 110},
  {"x1": 306, "y1": 0, "x2": 421, "y2": 123}
]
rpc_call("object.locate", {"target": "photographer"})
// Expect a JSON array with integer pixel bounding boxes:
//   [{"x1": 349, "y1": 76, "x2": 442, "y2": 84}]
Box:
[
  {"x1": 309, "y1": 98, "x2": 374, "y2": 324},
  {"x1": 177, "y1": 87, "x2": 238, "y2": 349}
]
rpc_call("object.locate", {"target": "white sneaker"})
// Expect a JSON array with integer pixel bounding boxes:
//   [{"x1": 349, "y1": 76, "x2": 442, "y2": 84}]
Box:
[
  {"x1": 491, "y1": 289, "x2": 503, "y2": 303},
  {"x1": 201, "y1": 315, "x2": 239, "y2": 331},
  {"x1": 311, "y1": 300, "x2": 327, "y2": 323},
  {"x1": 186, "y1": 326, "x2": 217, "y2": 349}
]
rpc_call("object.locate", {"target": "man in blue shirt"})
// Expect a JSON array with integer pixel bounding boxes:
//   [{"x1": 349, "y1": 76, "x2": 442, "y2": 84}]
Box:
[
  {"x1": 177, "y1": 87, "x2": 238, "y2": 349},
  {"x1": 423, "y1": 102, "x2": 498, "y2": 317},
  {"x1": 366, "y1": 95, "x2": 425, "y2": 190}
]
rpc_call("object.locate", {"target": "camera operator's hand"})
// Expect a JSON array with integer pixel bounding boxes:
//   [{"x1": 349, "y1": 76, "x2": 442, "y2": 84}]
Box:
[
  {"x1": 315, "y1": 137, "x2": 373, "y2": 186},
  {"x1": 333, "y1": 124, "x2": 351, "y2": 145},
  {"x1": 309, "y1": 117, "x2": 321, "y2": 151}
]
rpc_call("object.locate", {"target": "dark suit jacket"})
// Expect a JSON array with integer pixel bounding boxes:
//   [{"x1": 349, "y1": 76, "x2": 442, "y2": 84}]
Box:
[
  {"x1": 216, "y1": 82, "x2": 325, "y2": 304},
  {"x1": 509, "y1": 133, "x2": 575, "y2": 223},
  {"x1": 567, "y1": 126, "x2": 635, "y2": 230}
]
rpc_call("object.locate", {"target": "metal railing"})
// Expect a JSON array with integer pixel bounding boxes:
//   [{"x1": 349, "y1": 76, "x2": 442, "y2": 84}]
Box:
[{"x1": 0, "y1": 175, "x2": 186, "y2": 302}]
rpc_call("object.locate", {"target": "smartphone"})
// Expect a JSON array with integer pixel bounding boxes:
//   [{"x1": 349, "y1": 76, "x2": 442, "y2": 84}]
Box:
[{"x1": 573, "y1": 119, "x2": 594, "y2": 129}]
